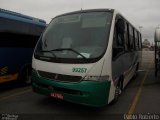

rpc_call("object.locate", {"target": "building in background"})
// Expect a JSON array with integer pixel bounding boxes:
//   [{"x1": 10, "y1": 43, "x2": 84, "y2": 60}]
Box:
[{"x1": 142, "y1": 39, "x2": 154, "y2": 50}]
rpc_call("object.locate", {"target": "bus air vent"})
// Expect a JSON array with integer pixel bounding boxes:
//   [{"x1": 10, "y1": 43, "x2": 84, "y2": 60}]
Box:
[{"x1": 38, "y1": 70, "x2": 82, "y2": 82}]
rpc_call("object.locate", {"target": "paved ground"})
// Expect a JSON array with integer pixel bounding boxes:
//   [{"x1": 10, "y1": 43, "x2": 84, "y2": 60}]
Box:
[{"x1": 0, "y1": 51, "x2": 160, "y2": 120}]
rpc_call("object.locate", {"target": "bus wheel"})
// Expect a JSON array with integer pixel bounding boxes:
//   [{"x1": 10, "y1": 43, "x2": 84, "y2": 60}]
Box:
[
  {"x1": 134, "y1": 63, "x2": 139, "y2": 78},
  {"x1": 23, "y1": 67, "x2": 31, "y2": 85},
  {"x1": 112, "y1": 77, "x2": 123, "y2": 103},
  {"x1": 19, "y1": 67, "x2": 32, "y2": 85},
  {"x1": 114, "y1": 84, "x2": 122, "y2": 101}
]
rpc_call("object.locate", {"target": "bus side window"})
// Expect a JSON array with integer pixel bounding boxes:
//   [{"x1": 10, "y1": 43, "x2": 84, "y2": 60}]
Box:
[
  {"x1": 124, "y1": 22, "x2": 129, "y2": 51},
  {"x1": 112, "y1": 18, "x2": 125, "y2": 59},
  {"x1": 139, "y1": 34, "x2": 142, "y2": 49},
  {"x1": 135, "y1": 31, "x2": 139, "y2": 50},
  {"x1": 128, "y1": 25, "x2": 134, "y2": 50}
]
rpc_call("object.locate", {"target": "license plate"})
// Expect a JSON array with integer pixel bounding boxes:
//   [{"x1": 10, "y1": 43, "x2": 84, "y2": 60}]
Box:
[{"x1": 51, "y1": 93, "x2": 64, "y2": 100}]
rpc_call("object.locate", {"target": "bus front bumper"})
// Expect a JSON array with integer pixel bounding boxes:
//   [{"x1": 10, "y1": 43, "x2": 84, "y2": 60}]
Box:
[{"x1": 31, "y1": 71, "x2": 111, "y2": 107}]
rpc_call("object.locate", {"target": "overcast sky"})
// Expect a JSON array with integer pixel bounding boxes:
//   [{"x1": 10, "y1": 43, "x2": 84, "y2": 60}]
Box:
[{"x1": 1, "y1": 0, "x2": 160, "y2": 42}]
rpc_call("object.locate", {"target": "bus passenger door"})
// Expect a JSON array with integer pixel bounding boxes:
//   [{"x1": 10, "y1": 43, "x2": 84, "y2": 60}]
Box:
[
  {"x1": 112, "y1": 17, "x2": 131, "y2": 89},
  {"x1": 112, "y1": 17, "x2": 126, "y2": 88}
]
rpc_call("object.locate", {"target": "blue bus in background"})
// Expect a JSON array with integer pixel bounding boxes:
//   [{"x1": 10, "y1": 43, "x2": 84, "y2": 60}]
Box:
[{"x1": 0, "y1": 8, "x2": 46, "y2": 84}]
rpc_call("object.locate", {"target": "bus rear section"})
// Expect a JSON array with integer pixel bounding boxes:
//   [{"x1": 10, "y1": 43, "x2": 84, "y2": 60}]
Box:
[
  {"x1": 32, "y1": 9, "x2": 142, "y2": 107},
  {"x1": 0, "y1": 9, "x2": 46, "y2": 84}
]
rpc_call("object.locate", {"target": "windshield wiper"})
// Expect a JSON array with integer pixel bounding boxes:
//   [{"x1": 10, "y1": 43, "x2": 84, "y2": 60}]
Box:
[
  {"x1": 40, "y1": 50, "x2": 57, "y2": 58},
  {"x1": 45, "y1": 48, "x2": 88, "y2": 60}
]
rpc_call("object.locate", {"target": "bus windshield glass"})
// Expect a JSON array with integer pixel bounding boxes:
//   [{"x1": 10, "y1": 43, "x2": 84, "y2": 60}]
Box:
[{"x1": 35, "y1": 11, "x2": 113, "y2": 63}]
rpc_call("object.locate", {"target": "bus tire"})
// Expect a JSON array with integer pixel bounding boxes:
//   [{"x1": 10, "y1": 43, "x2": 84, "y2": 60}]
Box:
[
  {"x1": 136, "y1": 62, "x2": 139, "y2": 71},
  {"x1": 111, "y1": 76, "x2": 123, "y2": 104},
  {"x1": 133, "y1": 63, "x2": 139, "y2": 79},
  {"x1": 19, "y1": 65, "x2": 32, "y2": 85}
]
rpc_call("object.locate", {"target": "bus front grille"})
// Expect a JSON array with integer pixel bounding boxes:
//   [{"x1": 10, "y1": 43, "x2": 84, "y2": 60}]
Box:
[
  {"x1": 36, "y1": 82, "x2": 82, "y2": 95},
  {"x1": 38, "y1": 70, "x2": 82, "y2": 82}
]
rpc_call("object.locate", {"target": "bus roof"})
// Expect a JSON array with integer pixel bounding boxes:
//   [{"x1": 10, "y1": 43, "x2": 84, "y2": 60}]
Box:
[
  {"x1": 0, "y1": 8, "x2": 46, "y2": 25},
  {"x1": 52, "y1": 9, "x2": 140, "y2": 33},
  {"x1": 0, "y1": 8, "x2": 46, "y2": 36},
  {"x1": 54, "y1": 9, "x2": 114, "y2": 18}
]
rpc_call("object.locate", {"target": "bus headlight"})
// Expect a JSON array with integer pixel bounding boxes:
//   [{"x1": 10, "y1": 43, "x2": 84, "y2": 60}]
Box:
[{"x1": 83, "y1": 75, "x2": 109, "y2": 81}]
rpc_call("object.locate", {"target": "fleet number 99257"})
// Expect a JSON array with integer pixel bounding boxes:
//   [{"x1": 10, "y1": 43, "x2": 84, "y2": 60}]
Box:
[{"x1": 72, "y1": 68, "x2": 87, "y2": 73}]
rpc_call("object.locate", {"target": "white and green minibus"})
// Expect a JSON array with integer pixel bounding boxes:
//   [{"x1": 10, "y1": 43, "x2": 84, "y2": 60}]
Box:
[{"x1": 32, "y1": 9, "x2": 142, "y2": 107}]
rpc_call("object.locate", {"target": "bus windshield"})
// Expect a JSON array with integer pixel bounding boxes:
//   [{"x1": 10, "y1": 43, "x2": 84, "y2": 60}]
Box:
[{"x1": 35, "y1": 11, "x2": 113, "y2": 63}]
